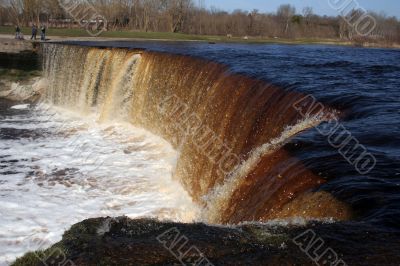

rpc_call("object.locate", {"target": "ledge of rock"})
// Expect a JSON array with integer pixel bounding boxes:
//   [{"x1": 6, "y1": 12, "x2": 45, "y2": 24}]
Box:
[
  {"x1": 0, "y1": 38, "x2": 39, "y2": 71},
  {"x1": 0, "y1": 38, "x2": 39, "y2": 53},
  {"x1": 13, "y1": 217, "x2": 400, "y2": 266}
]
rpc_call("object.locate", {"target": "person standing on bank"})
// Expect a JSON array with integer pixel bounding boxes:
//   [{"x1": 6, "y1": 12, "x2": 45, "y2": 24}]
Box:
[
  {"x1": 31, "y1": 24, "x2": 37, "y2": 40},
  {"x1": 15, "y1": 25, "x2": 21, "y2": 39},
  {"x1": 40, "y1": 25, "x2": 46, "y2": 41}
]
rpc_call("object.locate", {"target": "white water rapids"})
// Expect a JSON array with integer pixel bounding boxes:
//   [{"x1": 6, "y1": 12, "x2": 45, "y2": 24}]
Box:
[{"x1": 0, "y1": 102, "x2": 198, "y2": 264}]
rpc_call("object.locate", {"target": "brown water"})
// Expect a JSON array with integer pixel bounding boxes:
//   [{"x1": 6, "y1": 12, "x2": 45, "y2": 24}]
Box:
[{"x1": 42, "y1": 44, "x2": 350, "y2": 224}]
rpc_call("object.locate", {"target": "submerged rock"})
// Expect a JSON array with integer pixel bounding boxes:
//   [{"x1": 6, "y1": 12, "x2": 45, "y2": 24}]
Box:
[
  {"x1": 13, "y1": 217, "x2": 400, "y2": 266},
  {"x1": 0, "y1": 77, "x2": 47, "y2": 102}
]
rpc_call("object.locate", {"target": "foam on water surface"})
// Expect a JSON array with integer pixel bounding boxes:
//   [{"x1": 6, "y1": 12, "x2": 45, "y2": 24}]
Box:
[
  {"x1": 10, "y1": 104, "x2": 30, "y2": 110},
  {"x1": 0, "y1": 103, "x2": 198, "y2": 264}
]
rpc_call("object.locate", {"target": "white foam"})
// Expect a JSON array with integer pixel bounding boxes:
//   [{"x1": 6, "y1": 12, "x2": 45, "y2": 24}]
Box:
[
  {"x1": 0, "y1": 103, "x2": 199, "y2": 264},
  {"x1": 10, "y1": 104, "x2": 30, "y2": 110}
]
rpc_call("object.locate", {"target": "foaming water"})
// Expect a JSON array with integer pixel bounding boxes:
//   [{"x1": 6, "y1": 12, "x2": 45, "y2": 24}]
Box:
[
  {"x1": 0, "y1": 102, "x2": 197, "y2": 264},
  {"x1": 10, "y1": 104, "x2": 30, "y2": 110}
]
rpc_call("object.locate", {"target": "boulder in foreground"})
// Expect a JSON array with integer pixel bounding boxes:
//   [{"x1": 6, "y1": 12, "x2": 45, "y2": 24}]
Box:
[{"x1": 13, "y1": 217, "x2": 400, "y2": 266}]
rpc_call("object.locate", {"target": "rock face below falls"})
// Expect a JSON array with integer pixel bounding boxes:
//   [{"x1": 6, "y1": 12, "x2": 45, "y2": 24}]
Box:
[{"x1": 13, "y1": 217, "x2": 400, "y2": 266}]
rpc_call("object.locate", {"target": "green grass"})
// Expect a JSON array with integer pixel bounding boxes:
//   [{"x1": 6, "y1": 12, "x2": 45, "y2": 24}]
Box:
[
  {"x1": 0, "y1": 25, "x2": 350, "y2": 45},
  {"x1": 0, "y1": 25, "x2": 226, "y2": 41}
]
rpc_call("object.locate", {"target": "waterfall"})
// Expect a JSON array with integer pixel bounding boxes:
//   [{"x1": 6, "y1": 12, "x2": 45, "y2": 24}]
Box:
[{"x1": 42, "y1": 43, "x2": 350, "y2": 224}]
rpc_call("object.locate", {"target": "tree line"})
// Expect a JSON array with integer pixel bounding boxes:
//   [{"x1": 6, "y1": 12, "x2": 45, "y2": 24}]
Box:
[{"x1": 1, "y1": 0, "x2": 399, "y2": 44}]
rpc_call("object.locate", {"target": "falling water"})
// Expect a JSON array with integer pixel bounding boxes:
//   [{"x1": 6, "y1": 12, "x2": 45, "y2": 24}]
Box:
[{"x1": 41, "y1": 44, "x2": 350, "y2": 225}]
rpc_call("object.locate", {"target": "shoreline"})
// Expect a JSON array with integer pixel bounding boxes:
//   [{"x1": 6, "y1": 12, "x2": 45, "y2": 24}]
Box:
[{"x1": 0, "y1": 30, "x2": 399, "y2": 50}]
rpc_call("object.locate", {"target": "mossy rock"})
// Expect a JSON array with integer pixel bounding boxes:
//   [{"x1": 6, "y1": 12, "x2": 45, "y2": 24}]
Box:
[{"x1": 13, "y1": 217, "x2": 400, "y2": 266}]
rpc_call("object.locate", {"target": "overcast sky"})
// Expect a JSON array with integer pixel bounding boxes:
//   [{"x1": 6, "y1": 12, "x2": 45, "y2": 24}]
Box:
[{"x1": 204, "y1": 0, "x2": 400, "y2": 18}]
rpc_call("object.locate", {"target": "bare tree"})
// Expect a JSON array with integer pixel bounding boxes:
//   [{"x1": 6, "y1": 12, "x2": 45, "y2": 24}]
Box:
[
  {"x1": 277, "y1": 4, "x2": 296, "y2": 36},
  {"x1": 7, "y1": 0, "x2": 24, "y2": 25},
  {"x1": 302, "y1": 7, "x2": 313, "y2": 25},
  {"x1": 165, "y1": 0, "x2": 192, "y2": 33}
]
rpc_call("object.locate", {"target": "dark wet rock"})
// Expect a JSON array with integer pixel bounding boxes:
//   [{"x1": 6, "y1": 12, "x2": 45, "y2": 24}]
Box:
[
  {"x1": 13, "y1": 217, "x2": 400, "y2": 266},
  {"x1": 0, "y1": 171, "x2": 20, "y2": 175},
  {"x1": 0, "y1": 51, "x2": 39, "y2": 71},
  {"x1": 0, "y1": 127, "x2": 48, "y2": 140}
]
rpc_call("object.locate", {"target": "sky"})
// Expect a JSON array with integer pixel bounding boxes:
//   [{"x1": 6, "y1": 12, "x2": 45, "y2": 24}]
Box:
[{"x1": 203, "y1": 0, "x2": 400, "y2": 18}]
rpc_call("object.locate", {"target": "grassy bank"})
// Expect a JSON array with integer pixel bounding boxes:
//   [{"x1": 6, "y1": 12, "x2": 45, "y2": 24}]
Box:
[
  {"x1": 2, "y1": 26, "x2": 399, "y2": 48},
  {"x1": 0, "y1": 25, "x2": 351, "y2": 45},
  {"x1": 0, "y1": 25, "x2": 215, "y2": 41}
]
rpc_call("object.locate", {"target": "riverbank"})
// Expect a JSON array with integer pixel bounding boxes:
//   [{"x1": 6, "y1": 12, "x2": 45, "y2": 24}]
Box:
[{"x1": 1, "y1": 26, "x2": 399, "y2": 49}]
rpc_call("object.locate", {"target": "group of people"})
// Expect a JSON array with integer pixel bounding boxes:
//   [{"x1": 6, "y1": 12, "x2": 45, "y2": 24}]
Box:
[{"x1": 15, "y1": 24, "x2": 46, "y2": 41}]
